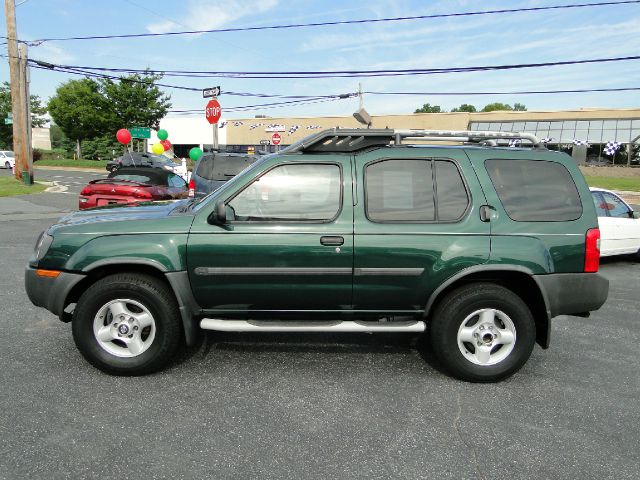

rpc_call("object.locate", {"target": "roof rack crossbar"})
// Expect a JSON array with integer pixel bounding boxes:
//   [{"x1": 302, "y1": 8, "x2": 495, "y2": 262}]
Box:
[{"x1": 281, "y1": 128, "x2": 543, "y2": 153}]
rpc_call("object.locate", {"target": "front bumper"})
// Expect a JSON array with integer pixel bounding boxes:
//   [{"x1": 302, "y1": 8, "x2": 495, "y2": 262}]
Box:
[
  {"x1": 24, "y1": 267, "x2": 86, "y2": 320},
  {"x1": 534, "y1": 272, "x2": 609, "y2": 318}
]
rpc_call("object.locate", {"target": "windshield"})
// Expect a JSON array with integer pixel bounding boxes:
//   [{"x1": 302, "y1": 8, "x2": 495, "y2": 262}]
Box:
[
  {"x1": 192, "y1": 155, "x2": 270, "y2": 211},
  {"x1": 3, "y1": 151, "x2": 15, "y2": 157}
]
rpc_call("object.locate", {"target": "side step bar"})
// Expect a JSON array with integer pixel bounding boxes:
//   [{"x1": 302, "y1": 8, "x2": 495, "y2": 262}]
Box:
[{"x1": 200, "y1": 319, "x2": 425, "y2": 333}]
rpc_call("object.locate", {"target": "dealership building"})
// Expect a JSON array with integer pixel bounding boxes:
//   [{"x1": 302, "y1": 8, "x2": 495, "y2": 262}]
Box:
[{"x1": 155, "y1": 108, "x2": 640, "y2": 164}]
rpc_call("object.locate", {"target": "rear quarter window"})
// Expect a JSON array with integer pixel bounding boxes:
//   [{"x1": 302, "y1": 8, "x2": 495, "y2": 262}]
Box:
[{"x1": 485, "y1": 159, "x2": 582, "y2": 222}]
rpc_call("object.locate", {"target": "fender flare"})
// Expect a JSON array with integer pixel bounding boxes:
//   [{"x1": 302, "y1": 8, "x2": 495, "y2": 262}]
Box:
[{"x1": 424, "y1": 264, "x2": 552, "y2": 348}]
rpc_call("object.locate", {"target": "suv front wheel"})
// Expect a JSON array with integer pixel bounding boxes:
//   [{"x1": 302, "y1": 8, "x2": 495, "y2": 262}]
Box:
[
  {"x1": 72, "y1": 273, "x2": 183, "y2": 375},
  {"x1": 429, "y1": 283, "x2": 536, "y2": 382}
]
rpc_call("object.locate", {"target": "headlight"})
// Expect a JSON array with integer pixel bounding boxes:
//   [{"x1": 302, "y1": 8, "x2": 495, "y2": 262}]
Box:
[{"x1": 34, "y1": 232, "x2": 53, "y2": 261}]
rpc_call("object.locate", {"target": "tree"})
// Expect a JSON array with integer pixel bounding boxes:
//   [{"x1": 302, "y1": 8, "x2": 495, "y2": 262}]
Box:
[
  {"x1": 48, "y1": 73, "x2": 171, "y2": 159},
  {"x1": 481, "y1": 102, "x2": 514, "y2": 112},
  {"x1": 48, "y1": 78, "x2": 110, "y2": 159},
  {"x1": 0, "y1": 81, "x2": 47, "y2": 150},
  {"x1": 451, "y1": 103, "x2": 477, "y2": 113},
  {"x1": 481, "y1": 102, "x2": 527, "y2": 112},
  {"x1": 99, "y1": 72, "x2": 171, "y2": 131},
  {"x1": 414, "y1": 103, "x2": 442, "y2": 113}
]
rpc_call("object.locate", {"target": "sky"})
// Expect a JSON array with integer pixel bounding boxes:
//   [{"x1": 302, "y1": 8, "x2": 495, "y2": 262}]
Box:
[{"x1": 2, "y1": 0, "x2": 640, "y2": 120}]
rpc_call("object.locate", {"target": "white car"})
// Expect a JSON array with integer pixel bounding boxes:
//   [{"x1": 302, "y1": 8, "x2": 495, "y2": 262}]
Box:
[
  {"x1": 590, "y1": 187, "x2": 640, "y2": 257},
  {"x1": 0, "y1": 150, "x2": 15, "y2": 169}
]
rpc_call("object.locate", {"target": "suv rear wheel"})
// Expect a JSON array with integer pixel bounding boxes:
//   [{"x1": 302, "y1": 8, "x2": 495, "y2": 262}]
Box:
[
  {"x1": 72, "y1": 273, "x2": 182, "y2": 375},
  {"x1": 429, "y1": 283, "x2": 536, "y2": 382}
]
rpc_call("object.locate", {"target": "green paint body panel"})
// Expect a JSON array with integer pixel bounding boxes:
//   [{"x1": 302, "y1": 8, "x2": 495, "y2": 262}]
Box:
[
  {"x1": 351, "y1": 147, "x2": 490, "y2": 310},
  {"x1": 188, "y1": 154, "x2": 354, "y2": 311},
  {"x1": 30, "y1": 143, "x2": 602, "y2": 325},
  {"x1": 38, "y1": 202, "x2": 194, "y2": 272},
  {"x1": 465, "y1": 147, "x2": 597, "y2": 273}
]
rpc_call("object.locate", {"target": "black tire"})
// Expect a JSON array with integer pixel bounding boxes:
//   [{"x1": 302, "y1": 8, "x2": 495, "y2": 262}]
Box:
[
  {"x1": 109, "y1": 165, "x2": 119, "y2": 173},
  {"x1": 428, "y1": 283, "x2": 536, "y2": 383},
  {"x1": 4, "y1": 161, "x2": 10, "y2": 169},
  {"x1": 72, "y1": 273, "x2": 183, "y2": 375}
]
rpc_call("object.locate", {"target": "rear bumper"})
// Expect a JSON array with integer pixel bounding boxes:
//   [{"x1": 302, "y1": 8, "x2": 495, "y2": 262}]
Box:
[
  {"x1": 534, "y1": 272, "x2": 609, "y2": 318},
  {"x1": 24, "y1": 267, "x2": 86, "y2": 320}
]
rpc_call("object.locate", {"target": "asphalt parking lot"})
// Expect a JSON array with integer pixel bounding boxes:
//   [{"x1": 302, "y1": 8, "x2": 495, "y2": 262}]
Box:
[{"x1": 1, "y1": 177, "x2": 639, "y2": 479}]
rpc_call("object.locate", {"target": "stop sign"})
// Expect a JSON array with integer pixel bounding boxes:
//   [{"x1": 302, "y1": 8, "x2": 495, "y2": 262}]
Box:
[
  {"x1": 271, "y1": 133, "x2": 281, "y2": 145},
  {"x1": 205, "y1": 99, "x2": 222, "y2": 124}
]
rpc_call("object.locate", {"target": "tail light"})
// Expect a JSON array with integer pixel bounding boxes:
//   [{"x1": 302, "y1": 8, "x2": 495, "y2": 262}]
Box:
[
  {"x1": 188, "y1": 179, "x2": 195, "y2": 198},
  {"x1": 584, "y1": 228, "x2": 600, "y2": 273},
  {"x1": 80, "y1": 186, "x2": 91, "y2": 195},
  {"x1": 133, "y1": 189, "x2": 152, "y2": 199}
]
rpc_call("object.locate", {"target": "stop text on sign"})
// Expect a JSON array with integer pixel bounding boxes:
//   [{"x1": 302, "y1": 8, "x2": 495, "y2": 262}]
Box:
[{"x1": 205, "y1": 99, "x2": 222, "y2": 124}]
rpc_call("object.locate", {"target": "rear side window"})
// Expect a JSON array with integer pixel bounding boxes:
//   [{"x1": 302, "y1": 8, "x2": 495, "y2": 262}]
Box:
[
  {"x1": 435, "y1": 160, "x2": 468, "y2": 221},
  {"x1": 195, "y1": 156, "x2": 215, "y2": 180},
  {"x1": 600, "y1": 191, "x2": 630, "y2": 218},
  {"x1": 485, "y1": 159, "x2": 582, "y2": 221},
  {"x1": 365, "y1": 158, "x2": 469, "y2": 222},
  {"x1": 110, "y1": 174, "x2": 154, "y2": 184},
  {"x1": 196, "y1": 155, "x2": 253, "y2": 181}
]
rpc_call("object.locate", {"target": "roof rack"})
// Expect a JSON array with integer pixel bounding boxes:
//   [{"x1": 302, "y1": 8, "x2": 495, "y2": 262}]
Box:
[{"x1": 281, "y1": 128, "x2": 543, "y2": 153}]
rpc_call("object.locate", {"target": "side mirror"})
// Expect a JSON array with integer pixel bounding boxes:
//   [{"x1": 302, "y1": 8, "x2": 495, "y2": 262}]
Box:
[
  {"x1": 632, "y1": 210, "x2": 640, "y2": 219},
  {"x1": 208, "y1": 200, "x2": 227, "y2": 225}
]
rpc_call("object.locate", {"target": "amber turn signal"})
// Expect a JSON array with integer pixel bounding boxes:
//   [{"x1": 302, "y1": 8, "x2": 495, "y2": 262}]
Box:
[{"x1": 36, "y1": 269, "x2": 61, "y2": 278}]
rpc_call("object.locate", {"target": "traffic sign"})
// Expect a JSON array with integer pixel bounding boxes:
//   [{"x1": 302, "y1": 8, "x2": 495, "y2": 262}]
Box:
[
  {"x1": 259, "y1": 139, "x2": 270, "y2": 145},
  {"x1": 205, "y1": 99, "x2": 222, "y2": 124},
  {"x1": 4, "y1": 118, "x2": 12, "y2": 125},
  {"x1": 203, "y1": 86, "x2": 221, "y2": 98},
  {"x1": 271, "y1": 133, "x2": 281, "y2": 145},
  {"x1": 130, "y1": 127, "x2": 151, "y2": 139}
]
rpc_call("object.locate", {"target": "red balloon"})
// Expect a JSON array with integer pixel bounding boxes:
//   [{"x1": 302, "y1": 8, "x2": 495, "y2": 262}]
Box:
[
  {"x1": 116, "y1": 129, "x2": 131, "y2": 145},
  {"x1": 160, "y1": 139, "x2": 172, "y2": 151}
]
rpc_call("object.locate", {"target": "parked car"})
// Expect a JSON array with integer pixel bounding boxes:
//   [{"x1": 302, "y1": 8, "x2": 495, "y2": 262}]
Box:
[
  {"x1": 591, "y1": 187, "x2": 640, "y2": 257},
  {"x1": 78, "y1": 167, "x2": 188, "y2": 209},
  {"x1": 0, "y1": 150, "x2": 15, "y2": 169},
  {"x1": 189, "y1": 152, "x2": 257, "y2": 198},
  {"x1": 106, "y1": 152, "x2": 179, "y2": 173},
  {"x1": 26, "y1": 128, "x2": 609, "y2": 382}
]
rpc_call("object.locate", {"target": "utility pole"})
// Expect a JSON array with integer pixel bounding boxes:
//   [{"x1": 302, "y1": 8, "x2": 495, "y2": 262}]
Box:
[{"x1": 4, "y1": 0, "x2": 32, "y2": 183}]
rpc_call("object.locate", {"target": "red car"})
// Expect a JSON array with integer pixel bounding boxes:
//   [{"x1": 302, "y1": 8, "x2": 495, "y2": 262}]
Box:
[{"x1": 79, "y1": 167, "x2": 188, "y2": 210}]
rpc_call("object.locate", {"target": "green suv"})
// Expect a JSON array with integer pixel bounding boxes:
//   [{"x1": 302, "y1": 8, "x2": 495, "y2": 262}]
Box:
[{"x1": 25, "y1": 129, "x2": 609, "y2": 382}]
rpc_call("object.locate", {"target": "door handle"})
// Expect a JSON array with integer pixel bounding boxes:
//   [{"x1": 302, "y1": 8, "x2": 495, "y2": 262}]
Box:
[
  {"x1": 479, "y1": 205, "x2": 496, "y2": 222},
  {"x1": 320, "y1": 236, "x2": 344, "y2": 246}
]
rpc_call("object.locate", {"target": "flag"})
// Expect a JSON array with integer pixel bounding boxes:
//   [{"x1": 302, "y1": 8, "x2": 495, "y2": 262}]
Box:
[{"x1": 604, "y1": 141, "x2": 620, "y2": 156}]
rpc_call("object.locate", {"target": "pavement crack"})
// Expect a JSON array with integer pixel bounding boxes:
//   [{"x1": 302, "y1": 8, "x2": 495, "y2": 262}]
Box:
[{"x1": 453, "y1": 392, "x2": 485, "y2": 480}]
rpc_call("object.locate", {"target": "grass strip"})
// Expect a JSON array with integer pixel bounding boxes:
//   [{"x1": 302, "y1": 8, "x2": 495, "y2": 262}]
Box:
[{"x1": 0, "y1": 177, "x2": 48, "y2": 197}]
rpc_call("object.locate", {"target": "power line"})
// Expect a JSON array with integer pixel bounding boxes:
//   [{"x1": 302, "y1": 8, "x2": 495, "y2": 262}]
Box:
[
  {"x1": 26, "y1": 1, "x2": 640, "y2": 44},
  {"x1": 45, "y1": 55, "x2": 640, "y2": 79},
  {"x1": 169, "y1": 96, "x2": 354, "y2": 113},
  {"x1": 29, "y1": 60, "x2": 355, "y2": 99},
  {"x1": 365, "y1": 87, "x2": 640, "y2": 95}
]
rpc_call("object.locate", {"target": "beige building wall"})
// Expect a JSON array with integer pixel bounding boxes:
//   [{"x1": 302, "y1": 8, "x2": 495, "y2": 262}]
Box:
[{"x1": 224, "y1": 108, "x2": 640, "y2": 146}]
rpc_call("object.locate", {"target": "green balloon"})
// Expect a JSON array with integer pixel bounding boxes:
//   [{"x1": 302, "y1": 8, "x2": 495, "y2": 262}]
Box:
[
  {"x1": 157, "y1": 129, "x2": 169, "y2": 141},
  {"x1": 189, "y1": 147, "x2": 203, "y2": 161}
]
